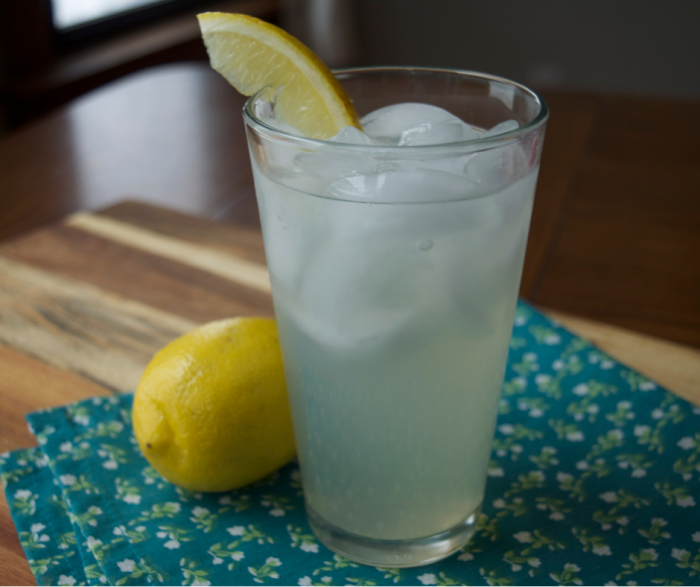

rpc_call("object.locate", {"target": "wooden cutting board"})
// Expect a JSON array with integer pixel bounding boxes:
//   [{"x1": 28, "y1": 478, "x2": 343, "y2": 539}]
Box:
[{"x1": 1, "y1": 201, "x2": 699, "y2": 585}]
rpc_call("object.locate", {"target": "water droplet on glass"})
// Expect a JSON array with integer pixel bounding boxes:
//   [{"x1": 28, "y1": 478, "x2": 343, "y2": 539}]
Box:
[{"x1": 416, "y1": 239, "x2": 433, "y2": 251}]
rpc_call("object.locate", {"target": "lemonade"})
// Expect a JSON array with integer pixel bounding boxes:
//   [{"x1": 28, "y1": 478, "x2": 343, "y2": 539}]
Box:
[{"x1": 244, "y1": 69, "x2": 548, "y2": 566}]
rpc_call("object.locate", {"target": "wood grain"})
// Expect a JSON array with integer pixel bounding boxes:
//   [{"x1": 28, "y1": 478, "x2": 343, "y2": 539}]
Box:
[
  {"x1": 0, "y1": 345, "x2": 111, "y2": 453},
  {"x1": 0, "y1": 225, "x2": 274, "y2": 324},
  {"x1": 67, "y1": 212, "x2": 271, "y2": 293},
  {"x1": 543, "y1": 308, "x2": 700, "y2": 407},
  {"x1": 520, "y1": 92, "x2": 599, "y2": 296},
  {"x1": 0, "y1": 256, "x2": 198, "y2": 392},
  {"x1": 97, "y1": 200, "x2": 268, "y2": 265},
  {"x1": 0, "y1": 63, "x2": 258, "y2": 245},
  {"x1": 0, "y1": 524, "x2": 34, "y2": 586},
  {"x1": 0, "y1": 345, "x2": 113, "y2": 587},
  {"x1": 530, "y1": 95, "x2": 700, "y2": 347}
]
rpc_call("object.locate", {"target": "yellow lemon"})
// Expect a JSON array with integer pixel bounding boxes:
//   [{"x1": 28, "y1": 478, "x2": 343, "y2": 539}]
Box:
[
  {"x1": 197, "y1": 12, "x2": 362, "y2": 139},
  {"x1": 132, "y1": 317, "x2": 295, "y2": 492}
]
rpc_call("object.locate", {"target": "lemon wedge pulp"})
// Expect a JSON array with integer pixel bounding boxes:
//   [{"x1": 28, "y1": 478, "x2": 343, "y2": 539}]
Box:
[{"x1": 197, "y1": 12, "x2": 362, "y2": 139}]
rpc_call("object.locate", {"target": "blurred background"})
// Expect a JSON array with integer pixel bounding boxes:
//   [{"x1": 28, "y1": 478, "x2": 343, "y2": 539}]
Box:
[
  {"x1": 0, "y1": 0, "x2": 698, "y2": 353},
  {"x1": 1, "y1": 0, "x2": 699, "y2": 133}
]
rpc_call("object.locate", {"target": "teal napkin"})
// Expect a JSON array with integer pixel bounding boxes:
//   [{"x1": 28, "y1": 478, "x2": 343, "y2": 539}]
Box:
[{"x1": 2, "y1": 302, "x2": 700, "y2": 586}]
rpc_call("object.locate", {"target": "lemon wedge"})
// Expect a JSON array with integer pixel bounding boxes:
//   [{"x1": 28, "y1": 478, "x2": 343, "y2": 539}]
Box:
[{"x1": 198, "y1": 12, "x2": 362, "y2": 139}]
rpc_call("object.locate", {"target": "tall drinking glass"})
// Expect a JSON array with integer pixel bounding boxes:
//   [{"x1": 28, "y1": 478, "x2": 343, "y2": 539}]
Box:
[{"x1": 244, "y1": 67, "x2": 548, "y2": 567}]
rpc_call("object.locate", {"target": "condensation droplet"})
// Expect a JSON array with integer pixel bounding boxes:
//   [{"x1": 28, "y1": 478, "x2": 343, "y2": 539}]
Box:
[{"x1": 416, "y1": 239, "x2": 433, "y2": 251}]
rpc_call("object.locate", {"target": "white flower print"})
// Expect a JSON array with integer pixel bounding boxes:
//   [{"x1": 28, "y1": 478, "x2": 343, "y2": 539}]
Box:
[
  {"x1": 300, "y1": 542, "x2": 319, "y2": 553},
  {"x1": 86, "y1": 537, "x2": 102, "y2": 549},
  {"x1": 641, "y1": 548, "x2": 658, "y2": 561},
  {"x1": 458, "y1": 552, "x2": 474, "y2": 561},
  {"x1": 600, "y1": 492, "x2": 618, "y2": 503},
  {"x1": 59, "y1": 474, "x2": 76, "y2": 486},
  {"x1": 123, "y1": 494, "x2": 141, "y2": 505},
  {"x1": 227, "y1": 526, "x2": 245, "y2": 536},
  {"x1": 634, "y1": 425, "x2": 650, "y2": 437},
  {"x1": 418, "y1": 573, "x2": 437, "y2": 585},
  {"x1": 117, "y1": 559, "x2": 135, "y2": 573},
  {"x1": 587, "y1": 404, "x2": 600, "y2": 416},
  {"x1": 677, "y1": 496, "x2": 696, "y2": 508},
  {"x1": 593, "y1": 545, "x2": 612, "y2": 556},
  {"x1": 57, "y1": 575, "x2": 76, "y2": 586},
  {"x1": 672, "y1": 548, "x2": 690, "y2": 560},
  {"x1": 298, "y1": 578, "x2": 312, "y2": 586},
  {"x1": 692, "y1": 531, "x2": 700, "y2": 542},
  {"x1": 678, "y1": 437, "x2": 695, "y2": 450},
  {"x1": 513, "y1": 531, "x2": 532, "y2": 543},
  {"x1": 573, "y1": 384, "x2": 589, "y2": 396},
  {"x1": 566, "y1": 431, "x2": 584, "y2": 442},
  {"x1": 59, "y1": 442, "x2": 72, "y2": 453},
  {"x1": 30, "y1": 523, "x2": 50, "y2": 543}
]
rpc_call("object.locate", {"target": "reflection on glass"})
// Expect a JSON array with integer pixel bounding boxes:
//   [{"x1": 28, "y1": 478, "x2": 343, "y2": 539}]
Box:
[{"x1": 52, "y1": 0, "x2": 168, "y2": 29}]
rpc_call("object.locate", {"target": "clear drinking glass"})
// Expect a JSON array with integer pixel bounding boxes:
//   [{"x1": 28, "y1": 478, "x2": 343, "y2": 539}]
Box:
[{"x1": 244, "y1": 67, "x2": 548, "y2": 567}]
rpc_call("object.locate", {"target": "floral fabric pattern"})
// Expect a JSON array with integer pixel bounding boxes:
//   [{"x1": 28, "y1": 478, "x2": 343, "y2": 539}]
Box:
[{"x1": 1, "y1": 301, "x2": 699, "y2": 586}]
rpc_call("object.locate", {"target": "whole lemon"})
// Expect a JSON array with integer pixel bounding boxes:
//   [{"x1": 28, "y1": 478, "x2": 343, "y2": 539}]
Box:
[{"x1": 132, "y1": 317, "x2": 296, "y2": 492}]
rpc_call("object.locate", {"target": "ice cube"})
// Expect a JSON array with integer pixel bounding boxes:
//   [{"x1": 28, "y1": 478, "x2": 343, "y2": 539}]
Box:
[
  {"x1": 328, "y1": 126, "x2": 374, "y2": 145},
  {"x1": 259, "y1": 115, "x2": 304, "y2": 137},
  {"x1": 330, "y1": 169, "x2": 475, "y2": 203},
  {"x1": 484, "y1": 119, "x2": 519, "y2": 138},
  {"x1": 361, "y1": 103, "x2": 481, "y2": 146},
  {"x1": 293, "y1": 150, "x2": 377, "y2": 187},
  {"x1": 466, "y1": 141, "x2": 527, "y2": 190}
]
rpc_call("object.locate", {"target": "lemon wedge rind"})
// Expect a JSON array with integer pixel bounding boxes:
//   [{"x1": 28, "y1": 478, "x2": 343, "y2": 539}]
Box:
[{"x1": 198, "y1": 12, "x2": 362, "y2": 139}]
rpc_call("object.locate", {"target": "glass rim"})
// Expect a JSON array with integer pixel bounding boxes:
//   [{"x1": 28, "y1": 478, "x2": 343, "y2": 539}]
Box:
[{"x1": 243, "y1": 66, "x2": 549, "y2": 152}]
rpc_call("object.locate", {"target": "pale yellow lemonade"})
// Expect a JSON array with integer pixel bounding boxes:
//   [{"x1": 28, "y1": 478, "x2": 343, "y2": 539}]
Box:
[{"x1": 248, "y1": 104, "x2": 539, "y2": 541}]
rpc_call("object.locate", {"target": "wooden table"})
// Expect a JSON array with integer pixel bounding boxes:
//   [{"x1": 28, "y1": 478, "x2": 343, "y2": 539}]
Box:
[{"x1": 1, "y1": 63, "x2": 700, "y2": 585}]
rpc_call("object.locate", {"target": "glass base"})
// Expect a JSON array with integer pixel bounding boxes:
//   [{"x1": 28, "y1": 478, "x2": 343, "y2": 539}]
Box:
[{"x1": 306, "y1": 503, "x2": 482, "y2": 568}]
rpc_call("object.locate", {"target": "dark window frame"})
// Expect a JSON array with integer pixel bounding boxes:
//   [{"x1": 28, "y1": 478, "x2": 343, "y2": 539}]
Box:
[{"x1": 53, "y1": 0, "x2": 214, "y2": 43}]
